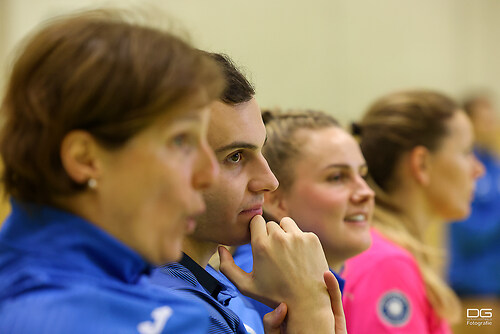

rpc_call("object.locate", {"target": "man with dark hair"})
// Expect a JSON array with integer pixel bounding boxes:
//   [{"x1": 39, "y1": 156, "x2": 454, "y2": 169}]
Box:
[
  {"x1": 207, "y1": 53, "x2": 256, "y2": 104},
  {"x1": 150, "y1": 53, "x2": 345, "y2": 334}
]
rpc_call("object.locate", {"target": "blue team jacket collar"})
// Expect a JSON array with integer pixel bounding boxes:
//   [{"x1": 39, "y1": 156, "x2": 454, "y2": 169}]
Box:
[
  {"x1": 4, "y1": 200, "x2": 152, "y2": 283},
  {"x1": 160, "y1": 255, "x2": 238, "y2": 305}
]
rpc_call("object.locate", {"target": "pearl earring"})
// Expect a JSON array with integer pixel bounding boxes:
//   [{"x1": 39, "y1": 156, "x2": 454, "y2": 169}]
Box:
[{"x1": 87, "y1": 178, "x2": 97, "y2": 189}]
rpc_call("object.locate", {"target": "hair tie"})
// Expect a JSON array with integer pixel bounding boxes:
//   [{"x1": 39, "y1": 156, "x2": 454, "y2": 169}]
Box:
[{"x1": 351, "y1": 122, "x2": 362, "y2": 136}]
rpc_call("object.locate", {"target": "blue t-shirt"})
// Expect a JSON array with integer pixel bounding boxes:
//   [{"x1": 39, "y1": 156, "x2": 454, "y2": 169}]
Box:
[
  {"x1": 448, "y1": 148, "x2": 500, "y2": 296},
  {"x1": 232, "y1": 243, "x2": 346, "y2": 319},
  {"x1": 150, "y1": 255, "x2": 263, "y2": 334},
  {"x1": 0, "y1": 200, "x2": 209, "y2": 333}
]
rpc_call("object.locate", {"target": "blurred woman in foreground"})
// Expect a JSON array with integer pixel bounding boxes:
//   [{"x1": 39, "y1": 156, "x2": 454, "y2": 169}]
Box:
[{"x1": 0, "y1": 9, "x2": 224, "y2": 333}]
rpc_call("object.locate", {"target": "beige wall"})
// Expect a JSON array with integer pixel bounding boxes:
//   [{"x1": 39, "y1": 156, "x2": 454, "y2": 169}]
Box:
[
  {"x1": 0, "y1": 0, "x2": 7, "y2": 97},
  {"x1": 1, "y1": 0, "x2": 500, "y2": 123}
]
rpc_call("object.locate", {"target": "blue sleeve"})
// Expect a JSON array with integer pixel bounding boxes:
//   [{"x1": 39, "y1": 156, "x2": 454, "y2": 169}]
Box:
[{"x1": 0, "y1": 285, "x2": 210, "y2": 334}]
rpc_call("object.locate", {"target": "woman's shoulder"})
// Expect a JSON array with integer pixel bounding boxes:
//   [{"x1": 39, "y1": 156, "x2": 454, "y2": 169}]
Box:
[
  {"x1": 343, "y1": 229, "x2": 432, "y2": 331},
  {"x1": 343, "y1": 228, "x2": 426, "y2": 298},
  {"x1": 345, "y1": 228, "x2": 416, "y2": 274}
]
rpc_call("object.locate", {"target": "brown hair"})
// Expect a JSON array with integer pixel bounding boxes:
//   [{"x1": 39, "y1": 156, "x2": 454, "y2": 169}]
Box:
[
  {"x1": 355, "y1": 90, "x2": 461, "y2": 322},
  {"x1": 462, "y1": 93, "x2": 492, "y2": 118},
  {"x1": 357, "y1": 90, "x2": 457, "y2": 192},
  {"x1": 262, "y1": 109, "x2": 340, "y2": 190},
  {"x1": 0, "y1": 9, "x2": 224, "y2": 205}
]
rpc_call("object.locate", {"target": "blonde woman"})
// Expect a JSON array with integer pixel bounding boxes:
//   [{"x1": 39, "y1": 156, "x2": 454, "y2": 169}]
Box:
[
  {"x1": 343, "y1": 90, "x2": 484, "y2": 333},
  {"x1": 262, "y1": 109, "x2": 374, "y2": 274}
]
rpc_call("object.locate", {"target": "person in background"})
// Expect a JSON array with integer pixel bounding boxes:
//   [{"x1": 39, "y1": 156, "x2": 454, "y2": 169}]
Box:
[
  {"x1": 343, "y1": 90, "x2": 484, "y2": 334},
  {"x1": 0, "y1": 8, "x2": 225, "y2": 333},
  {"x1": 447, "y1": 93, "x2": 500, "y2": 334},
  {"x1": 150, "y1": 53, "x2": 346, "y2": 334},
  {"x1": 232, "y1": 108, "x2": 374, "y2": 318}
]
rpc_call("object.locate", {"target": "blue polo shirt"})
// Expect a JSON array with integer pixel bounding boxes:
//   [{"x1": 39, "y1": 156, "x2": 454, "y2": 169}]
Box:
[
  {"x1": 448, "y1": 148, "x2": 500, "y2": 296},
  {"x1": 150, "y1": 254, "x2": 263, "y2": 334},
  {"x1": 0, "y1": 200, "x2": 209, "y2": 333},
  {"x1": 232, "y1": 243, "x2": 346, "y2": 319}
]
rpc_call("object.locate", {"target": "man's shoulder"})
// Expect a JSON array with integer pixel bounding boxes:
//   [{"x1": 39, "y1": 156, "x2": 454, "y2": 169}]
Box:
[{"x1": 150, "y1": 262, "x2": 251, "y2": 334}]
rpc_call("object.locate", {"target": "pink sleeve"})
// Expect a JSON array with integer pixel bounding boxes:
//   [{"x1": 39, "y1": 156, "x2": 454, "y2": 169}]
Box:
[{"x1": 343, "y1": 256, "x2": 431, "y2": 334}]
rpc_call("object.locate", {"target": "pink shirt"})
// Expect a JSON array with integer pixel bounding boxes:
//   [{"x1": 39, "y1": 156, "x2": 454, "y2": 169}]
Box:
[{"x1": 343, "y1": 228, "x2": 451, "y2": 334}]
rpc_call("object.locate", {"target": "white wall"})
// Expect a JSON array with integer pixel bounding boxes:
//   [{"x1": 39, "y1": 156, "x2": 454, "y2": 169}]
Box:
[{"x1": 1, "y1": 0, "x2": 500, "y2": 123}]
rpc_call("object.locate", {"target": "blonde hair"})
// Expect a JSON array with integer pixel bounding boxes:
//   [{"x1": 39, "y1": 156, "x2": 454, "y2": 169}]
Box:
[
  {"x1": 355, "y1": 90, "x2": 461, "y2": 322},
  {"x1": 262, "y1": 108, "x2": 340, "y2": 191}
]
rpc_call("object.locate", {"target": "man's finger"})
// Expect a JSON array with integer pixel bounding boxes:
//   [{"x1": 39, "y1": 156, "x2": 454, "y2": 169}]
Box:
[
  {"x1": 263, "y1": 303, "x2": 287, "y2": 334},
  {"x1": 324, "y1": 271, "x2": 347, "y2": 334},
  {"x1": 218, "y1": 246, "x2": 252, "y2": 294},
  {"x1": 266, "y1": 220, "x2": 284, "y2": 236},
  {"x1": 250, "y1": 215, "x2": 267, "y2": 243},
  {"x1": 279, "y1": 217, "x2": 302, "y2": 234}
]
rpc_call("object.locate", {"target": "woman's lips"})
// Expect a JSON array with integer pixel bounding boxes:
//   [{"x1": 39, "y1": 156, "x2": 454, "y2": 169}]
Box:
[{"x1": 344, "y1": 212, "x2": 370, "y2": 226}]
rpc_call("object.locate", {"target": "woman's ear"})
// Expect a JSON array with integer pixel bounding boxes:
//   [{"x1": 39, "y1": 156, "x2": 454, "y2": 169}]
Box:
[
  {"x1": 264, "y1": 189, "x2": 289, "y2": 220},
  {"x1": 408, "y1": 145, "x2": 431, "y2": 186},
  {"x1": 60, "y1": 130, "x2": 101, "y2": 185}
]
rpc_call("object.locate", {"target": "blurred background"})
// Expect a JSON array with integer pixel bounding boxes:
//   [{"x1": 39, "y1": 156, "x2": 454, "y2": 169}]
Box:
[
  {"x1": 1, "y1": 0, "x2": 499, "y2": 332},
  {"x1": 2, "y1": 0, "x2": 500, "y2": 122}
]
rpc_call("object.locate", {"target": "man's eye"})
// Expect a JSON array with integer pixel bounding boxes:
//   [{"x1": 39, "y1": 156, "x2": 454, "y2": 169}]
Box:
[{"x1": 227, "y1": 152, "x2": 242, "y2": 163}]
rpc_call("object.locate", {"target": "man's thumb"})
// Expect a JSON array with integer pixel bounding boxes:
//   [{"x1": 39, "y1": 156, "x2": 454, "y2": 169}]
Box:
[
  {"x1": 263, "y1": 303, "x2": 287, "y2": 334},
  {"x1": 218, "y1": 246, "x2": 252, "y2": 294}
]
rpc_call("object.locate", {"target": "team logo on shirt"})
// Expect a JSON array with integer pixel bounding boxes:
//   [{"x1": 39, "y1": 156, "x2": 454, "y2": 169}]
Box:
[
  {"x1": 244, "y1": 324, "x2": 257, "y2": 334},
  {"x1": 377, "y1": 291, "x2": 411, "y2": 327},
  {"x1": 137, "y1": 306, "x2": 173, "y2": 334}
]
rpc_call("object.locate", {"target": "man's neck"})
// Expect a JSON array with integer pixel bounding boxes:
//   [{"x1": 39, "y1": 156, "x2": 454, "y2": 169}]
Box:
[{"x1": 182, "y1": 237, "x2": 219, "y2": 268}]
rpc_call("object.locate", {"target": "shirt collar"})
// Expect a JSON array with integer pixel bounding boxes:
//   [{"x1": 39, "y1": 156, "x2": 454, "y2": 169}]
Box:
[
  {"x1": 2, "y1": 199, "x2": 152, "y2": 284},
  {"x1": 179, "y1": 253, "x2": 223, "y2": 299}
]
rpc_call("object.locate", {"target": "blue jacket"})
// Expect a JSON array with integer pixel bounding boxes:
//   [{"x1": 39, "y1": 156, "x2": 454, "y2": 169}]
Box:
[
  {"x1": 0, "y1": 200, "x2": 209, "y2": 333},
  {"x1": 205, "y1": 265, "x2": 264, "y2": 334},
  {"x1": 150, "y1": 254, "x2": 263, "y2": 334},
  {"x1": 448, "y1": 148, "x2": 500, "y2": 296},
  {"x1": 232, "y1": 243, "x2": 346, "y2": 319}
]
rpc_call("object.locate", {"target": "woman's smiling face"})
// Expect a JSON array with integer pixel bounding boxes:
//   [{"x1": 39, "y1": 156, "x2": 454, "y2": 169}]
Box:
[{"x1": 272, "y1": 127, "x2": 375, "y2": 268}]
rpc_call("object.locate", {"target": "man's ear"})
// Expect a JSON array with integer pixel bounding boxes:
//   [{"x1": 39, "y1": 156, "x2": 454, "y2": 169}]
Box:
[
  {"x1": 408, "y1": 145, "x2": 431, "y2": 186},
  {"x1": 60, "y1": 130, "x2": 101, "y2": 185},
  {"x1": 263, "y1": 189, "x2": 289, "y2": 220}
]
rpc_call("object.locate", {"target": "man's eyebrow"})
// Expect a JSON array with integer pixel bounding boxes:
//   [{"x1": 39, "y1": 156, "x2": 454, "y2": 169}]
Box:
[
  {"x1": 323, "y1": 163, "x2": 368, "y2": 170},
  {"x1": 214, "y1": 141, "x2": 258, "y2": 154},
  {"x1": 323, "y1": 164, "x2": 350, "y2": 170}
]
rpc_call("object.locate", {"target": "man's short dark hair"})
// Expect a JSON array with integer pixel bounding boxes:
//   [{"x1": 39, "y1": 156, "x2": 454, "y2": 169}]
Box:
[{"x1": 207, "y1": 53, "x2": 255, "y2": 104}]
